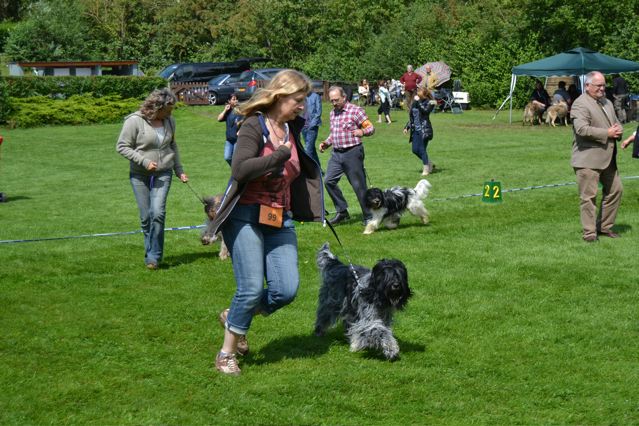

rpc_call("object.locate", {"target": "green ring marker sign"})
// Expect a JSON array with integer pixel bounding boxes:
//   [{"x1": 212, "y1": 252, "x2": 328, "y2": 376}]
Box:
[{"x1": 482, "y1": 179, "x2": 502, "y2": 203}]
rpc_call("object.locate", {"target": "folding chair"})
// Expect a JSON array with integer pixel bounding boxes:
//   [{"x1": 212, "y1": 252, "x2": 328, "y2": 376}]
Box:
[{"x1": 440, "y1": 89, "x2": 462, "y2": 114}]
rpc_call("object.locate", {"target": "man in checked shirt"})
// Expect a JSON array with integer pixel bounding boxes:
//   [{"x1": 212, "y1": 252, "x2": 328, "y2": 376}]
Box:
[{"x1": 319, "y1": 86, "x2": 375, "y2": 225}]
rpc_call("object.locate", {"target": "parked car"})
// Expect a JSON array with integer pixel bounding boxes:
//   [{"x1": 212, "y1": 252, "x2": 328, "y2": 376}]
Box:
[
  {"x1": 158, "y1": 58, "x2": 268, "y2": 83},
  {"x1": 229, "y1": 68, "x2": 324, "y2": 100},
  {"x1": 207, "y1": 73, "x2": 240, "y2": 105}
]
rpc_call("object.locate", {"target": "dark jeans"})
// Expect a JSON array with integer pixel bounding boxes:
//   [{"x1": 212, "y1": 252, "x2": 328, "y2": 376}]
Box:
[
  {"x1": 301, "y1": 126, "x2": 321, "y2": 167},
  {"x1": 411, "y1": 132, "x2": 431, "y2": 165}
]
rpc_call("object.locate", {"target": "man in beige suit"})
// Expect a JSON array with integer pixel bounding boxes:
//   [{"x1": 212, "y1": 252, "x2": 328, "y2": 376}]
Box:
[{"x1": 571, "y1": 71, "x2": 624, "y2": 242}]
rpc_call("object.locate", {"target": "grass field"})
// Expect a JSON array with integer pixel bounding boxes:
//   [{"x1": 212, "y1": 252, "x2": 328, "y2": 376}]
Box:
[{"x1": 1, "y1": 105, "x2": 639, "y2": 425}]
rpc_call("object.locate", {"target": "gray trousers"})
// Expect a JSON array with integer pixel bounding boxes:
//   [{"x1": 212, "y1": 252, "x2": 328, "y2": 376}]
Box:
[
  {"x1": 324, "y1": 144, "x2": 371, "y2": 221},
  {"x1": 574, "y1": 163, "x2": 623, "y2": 238}
]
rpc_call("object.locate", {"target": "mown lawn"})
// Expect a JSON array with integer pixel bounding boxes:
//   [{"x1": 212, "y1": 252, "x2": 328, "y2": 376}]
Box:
[{"x1": 1, "y1": 105, "x2": 638, "y2": 425}]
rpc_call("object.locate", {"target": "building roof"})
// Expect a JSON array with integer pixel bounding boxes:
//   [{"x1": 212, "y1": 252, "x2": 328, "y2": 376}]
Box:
[{"x1": 15, "y1": 60, "x2": 138, "y2": 68}]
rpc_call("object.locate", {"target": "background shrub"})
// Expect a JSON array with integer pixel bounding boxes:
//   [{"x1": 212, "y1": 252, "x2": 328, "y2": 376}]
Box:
[
  {"x1": 0, "y1": 78, "x2": 14, "y2": 123},
  {"x1": 1, "y1": 76, "x2": 167, "y2": 99},
  {"x1": 6, "y1": 95, "x2": 143, "y2": 128}
]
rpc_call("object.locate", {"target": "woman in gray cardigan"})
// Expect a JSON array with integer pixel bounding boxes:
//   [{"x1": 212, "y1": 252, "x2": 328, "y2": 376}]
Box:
[{"x1": 116, "y1": 88, "x2": 188, "y2": 270}]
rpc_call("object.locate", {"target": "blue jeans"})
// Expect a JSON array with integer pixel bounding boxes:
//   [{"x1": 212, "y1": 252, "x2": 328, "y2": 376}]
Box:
[
  {"x1": 411, "y1": 132, "x2": 431, "y2": 165},
  {"x1": 224, "y1": 140, "x2": 235, "y2": 166},
  {"x1": 221, "y1": 204, "x2": 299, "y2": 335},
  {"x1": 129, "y1": 172, "x2": 173, "y2": 265},
  {"x1": 301, "y1": 126, "x2": 321, "y2": 167}
]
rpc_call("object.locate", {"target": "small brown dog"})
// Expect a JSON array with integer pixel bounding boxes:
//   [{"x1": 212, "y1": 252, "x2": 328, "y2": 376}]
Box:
[
  {"x1": 545, "y1": 101, "x2": 569, "y2": 127},
  {"x1": 201, "y1": 194, "x2": 229, "y2": 260},
  {"x1": 523, "y1": 102, "x2": 544, "y2": 126}
]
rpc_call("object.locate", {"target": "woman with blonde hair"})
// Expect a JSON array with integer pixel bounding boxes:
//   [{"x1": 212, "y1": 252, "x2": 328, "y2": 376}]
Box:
[
  {"x1": 208, "y1": 69, "x2": 324, "y2": 375},
  {"x1": 404, "y1": 87, "x2": 436, "y2": 175},
  {"x1": 116, "y1": 88, "x2": 188, "y2": 270}
]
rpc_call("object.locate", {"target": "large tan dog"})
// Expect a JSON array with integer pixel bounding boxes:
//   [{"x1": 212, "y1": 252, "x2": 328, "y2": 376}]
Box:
[
  {"x1": 523, "y1": 102, "x2": 544, "y2": 125},
  {"x1": 545, "y1": 101, "x2": 569, "y2": 127}
]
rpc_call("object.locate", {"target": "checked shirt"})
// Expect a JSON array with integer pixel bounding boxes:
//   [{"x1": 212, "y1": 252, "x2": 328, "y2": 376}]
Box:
[{"x1": 326, "y1": 102, "x2": 374, "y2": 149}]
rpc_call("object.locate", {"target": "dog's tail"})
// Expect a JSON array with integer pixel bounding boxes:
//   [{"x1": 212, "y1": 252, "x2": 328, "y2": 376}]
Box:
[{"x1": 414, "y1": 179, "x2": 431, "y2": 199}]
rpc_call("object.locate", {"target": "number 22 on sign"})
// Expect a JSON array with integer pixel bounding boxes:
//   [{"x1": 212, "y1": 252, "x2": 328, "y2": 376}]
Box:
[{"x1": 482, "y1": 180, "x2": 502, "y2": 203}]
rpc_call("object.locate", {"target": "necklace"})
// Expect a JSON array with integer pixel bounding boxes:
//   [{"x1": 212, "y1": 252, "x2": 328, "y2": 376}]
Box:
[{"x1": 266, "y1": 115, "x2": 288, "y2": 145}]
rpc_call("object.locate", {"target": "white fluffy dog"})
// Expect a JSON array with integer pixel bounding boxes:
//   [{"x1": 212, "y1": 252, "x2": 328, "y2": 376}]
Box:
[{"x1": 363, "y1": 179, "x2": 431, "y2": 235}]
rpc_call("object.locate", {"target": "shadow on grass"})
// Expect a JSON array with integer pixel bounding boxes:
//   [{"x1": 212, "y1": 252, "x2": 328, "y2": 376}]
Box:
[
  {"x1": 612, "y1": 223, "x2": 632, "y2": 235},
  {"x1": 163, "y1": 251, "x2": 216, "y2": 267},
  {"x1": 0, "y1": 195, "x2": 32, "y2": 203},
  {"x1": 248, "y1": 328, "x2": 426, "y2": 365}
]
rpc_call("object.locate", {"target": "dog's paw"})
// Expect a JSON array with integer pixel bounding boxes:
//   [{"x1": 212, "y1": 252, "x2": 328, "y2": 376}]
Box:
[
  {"x1": 363, "y1": 224, "x2": 376, "y2": 235},
  {"x1": 383, "y1": 343, "x2": 400, "y2": 361}
]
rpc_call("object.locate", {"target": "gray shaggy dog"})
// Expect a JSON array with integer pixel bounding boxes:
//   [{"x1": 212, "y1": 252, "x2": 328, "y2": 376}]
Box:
[
  {"x1": 314, "y1": 243, "x2": 412, "y2": 360},
  {"x1": 200, "y1": 194, "x2": 229, "y2": 260}
]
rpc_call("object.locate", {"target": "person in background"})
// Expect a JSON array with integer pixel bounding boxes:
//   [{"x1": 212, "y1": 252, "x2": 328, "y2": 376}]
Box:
[
  {"x1": 404, "y1": 87, "x2": 435, "y2": 176},
  {"x1": 553, "y1": 81, "x2": 571, "y2": 104},
  {"x1": 424, "y1": 65, "x2": 439, "y2": 93},
  {"x1": 116, "y1": 88, "x2": 188, "y2": 270},
  {"x1": 612, "y1": 73, "x2": 629, "y2": 123},
  {"x1": 207, "y1": 69, "x2": 324, "y2": 375},
  {"x1": 400, "y1": 65, "x2": 422, "y2": 112},
  {"x1": 530, "y1": 79, "x2": 551, "y2": 113},
  {"x1": 357, "y1": 79, "x2": 370, "y2": 107},
  {"x1": 302, "y1": 89, "x2": 322, "y2": 168},
  {"x1": 320, "y1": 86, "x2": 375, "y2": 226},
  {"x1": 376, "y1": 80, "x2": 392, "y2": 124},
  {"x1": 570, "y1": 71, "x2": 623, "y2": 243},
  {"x1": 217, "y1": 93, "x2": 242, "y2": 166}
]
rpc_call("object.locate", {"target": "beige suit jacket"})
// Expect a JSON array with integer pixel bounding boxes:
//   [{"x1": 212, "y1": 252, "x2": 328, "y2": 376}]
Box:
[{"x1": 570, "y1": 93, "x2": 619, "y2": 169}]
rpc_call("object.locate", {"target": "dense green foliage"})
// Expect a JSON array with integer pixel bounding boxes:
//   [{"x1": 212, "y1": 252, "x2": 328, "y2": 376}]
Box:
[
  {"x1": 0, "y1": 77, "x2": 13, "y2": 121},
  {"x1": 6, "y1": 94, "x2": 141, "y2": 128},
  {"x1": 1, "y1": 76, "x2": 167, "y2": 99},
  {"x1": 3, "y1": 0, "x2": 639, "y2": 109},
  {"x1": 0, "y1": 76, "x2": 168, "y2": 126},
  {"x1": 2, "y1": 107, "x2": 639, "y2": 424}
]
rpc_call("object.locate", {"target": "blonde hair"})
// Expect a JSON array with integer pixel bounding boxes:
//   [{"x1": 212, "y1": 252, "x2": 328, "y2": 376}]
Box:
[
  {"x1": 417, "y1": 87, "x2": 432, "y2": 100},
  {"x1": 238, "y1": 69, "x2": 312, "y2": 117},
  {"x1": 139, "y1": 88, "x2": 176, "y2": 120}
]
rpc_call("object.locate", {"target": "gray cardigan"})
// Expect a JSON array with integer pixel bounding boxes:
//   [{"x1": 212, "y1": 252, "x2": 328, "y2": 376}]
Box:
[{"x1": 116, "y1": 112, "x2": 184, "y2": 177}]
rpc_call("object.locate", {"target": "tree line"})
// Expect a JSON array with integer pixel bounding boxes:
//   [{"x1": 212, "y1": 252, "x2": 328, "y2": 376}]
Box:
[{"x1": 2, "y1": 0, "x2": 639, "y2": 108}]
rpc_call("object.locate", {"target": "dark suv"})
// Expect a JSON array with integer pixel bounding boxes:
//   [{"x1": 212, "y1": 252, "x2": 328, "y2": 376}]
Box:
[{"x1": 229, "y1": 68, "x2": 324, "y2": 100}]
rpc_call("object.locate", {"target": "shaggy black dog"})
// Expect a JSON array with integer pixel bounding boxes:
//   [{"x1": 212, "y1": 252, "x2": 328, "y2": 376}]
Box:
[
  {"x1": 314, "y1": 243, "x2": 412, "y2": 360},
  {"x1": 363, "y1": 179, "x2": 431, "y2": 234}
]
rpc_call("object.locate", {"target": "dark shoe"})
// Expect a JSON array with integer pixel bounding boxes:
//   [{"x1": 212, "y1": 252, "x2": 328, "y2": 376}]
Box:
[
  {"x1": 328, "y1": 211, "x2": 350, "y2": 225},
  {"x1": 219, "y1": 309, "x2": 249, "y2": 356},
  {"x1": 583, "y1": 235, "x2": 598, "y2": 243},
  {"x1": 598, "y1": 231, "x2": 620, "y2": 238}
]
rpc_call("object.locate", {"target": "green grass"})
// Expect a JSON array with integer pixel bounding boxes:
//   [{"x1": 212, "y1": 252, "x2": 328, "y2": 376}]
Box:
[{"x1": 1, "y1": 106, "x2": 639, "y2": 425}]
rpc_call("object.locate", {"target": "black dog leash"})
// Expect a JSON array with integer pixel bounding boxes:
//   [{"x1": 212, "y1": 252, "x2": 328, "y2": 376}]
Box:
[
  {"x1": 324, "y1": 220, "x2": 363, "y2": 287},
  {"x1": 184, "y1": 180, "x2": 206, "y2": 205}
]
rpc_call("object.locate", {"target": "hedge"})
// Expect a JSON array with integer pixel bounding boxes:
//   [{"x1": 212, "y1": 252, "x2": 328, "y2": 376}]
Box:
[
  {"x1": 5, "y1": 95, "x2": 144, "y2": 128},
  {"x1": 1, "y1": 75, "x2": 167, "y2": 99}
]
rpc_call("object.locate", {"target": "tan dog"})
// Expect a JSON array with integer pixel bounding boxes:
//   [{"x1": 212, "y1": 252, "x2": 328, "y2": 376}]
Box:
[
  {"x1": 523, "y1": 102, "x2": 544, "y2": 126},
  {"x1": 201, "y1": 194, "x2": 229, "y2": 260},
  {"x1": 545, "y1": 101, "x2": 569, "y2": 127}
]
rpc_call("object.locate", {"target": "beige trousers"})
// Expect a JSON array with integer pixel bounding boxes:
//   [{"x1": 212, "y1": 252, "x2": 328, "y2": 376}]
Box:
[{"x1": 574, "y1": 164, "x2": 623, "y2": 238}]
